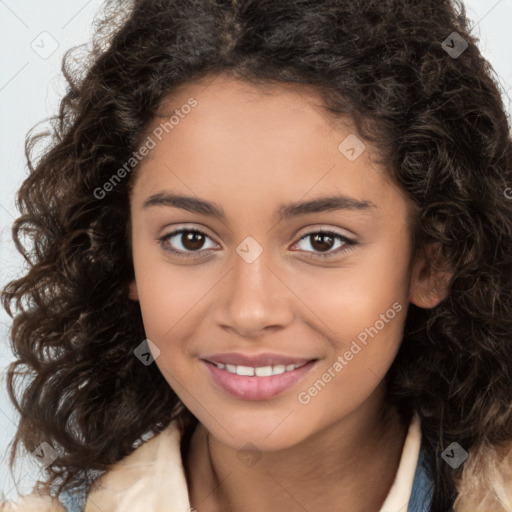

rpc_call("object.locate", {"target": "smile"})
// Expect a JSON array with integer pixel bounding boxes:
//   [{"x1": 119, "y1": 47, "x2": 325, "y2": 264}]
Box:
[{"x1": 202, "y1": 359, "x2": 317, "y2": 400}]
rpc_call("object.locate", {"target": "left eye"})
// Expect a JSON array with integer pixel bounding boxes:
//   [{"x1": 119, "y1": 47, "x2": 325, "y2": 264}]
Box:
[
  {"x1": 158, "y1": 228, "x2": 357, "y2": 259},
  {"x1": 292, "y1": 230, "x2": 357, "y2": 259}
]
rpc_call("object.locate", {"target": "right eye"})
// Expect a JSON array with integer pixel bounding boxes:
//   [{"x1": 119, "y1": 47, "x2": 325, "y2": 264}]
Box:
[{"x1": 158, "y1": 228, "x2": 219, "y2": 259}]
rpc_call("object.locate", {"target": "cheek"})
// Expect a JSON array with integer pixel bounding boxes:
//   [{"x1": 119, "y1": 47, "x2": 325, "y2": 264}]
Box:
[
  {"x1": 290, "y1": 236, "x2": 409, "y2": 388},
  {"x1": 133, "y1": 254, "x2": 218, "y2": 360},
  {"x1": 132, "y1": 237, "x2": 192, "y2": 331},
  {"x1": 297, "y1": 301, "x2": 407, "y2": 422},
  {"x1": 290, "y1": 246, "x2": 409, "y2": 341}
]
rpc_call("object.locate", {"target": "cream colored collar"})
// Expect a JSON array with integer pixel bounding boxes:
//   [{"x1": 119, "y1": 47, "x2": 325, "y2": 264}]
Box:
[
  {"x1": 84, "y1": 422, "x2": 192, "y2": 512},
  {"x1": 83, "y1": 414, "x2": 421, "y2": 512}
]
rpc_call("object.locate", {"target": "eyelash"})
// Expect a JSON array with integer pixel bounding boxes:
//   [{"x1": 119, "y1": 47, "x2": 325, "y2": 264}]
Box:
[{"x1": 158, "y1": 228, "x2": 358, "y2": 260}]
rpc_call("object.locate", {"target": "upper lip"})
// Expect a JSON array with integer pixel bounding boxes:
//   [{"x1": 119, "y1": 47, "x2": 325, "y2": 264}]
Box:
[{"x1": 203, "y1": 352, "x2": 315, "y2": 367}]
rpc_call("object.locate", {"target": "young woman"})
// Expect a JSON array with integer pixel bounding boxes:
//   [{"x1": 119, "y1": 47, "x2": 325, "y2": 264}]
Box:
[{"x1": 2, "y1": 0, "x2": 512, "y2": 511}]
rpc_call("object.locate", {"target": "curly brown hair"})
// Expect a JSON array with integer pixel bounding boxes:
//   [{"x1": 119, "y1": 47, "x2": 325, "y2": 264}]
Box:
[{"x1": 2, "y1": 0, "x2": 512, "y2": 510}]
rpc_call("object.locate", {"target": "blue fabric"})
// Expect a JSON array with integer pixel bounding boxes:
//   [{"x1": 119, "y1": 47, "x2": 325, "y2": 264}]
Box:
[
  {"x1": 407, "y1": 442, "x2": 434, "y2": 511},
  {"x1": 58, "y1": 485, "x2": 89, "y2": 512},
  {"x1": 57, "y1": 470, "x2": 103, "y2": 512}
]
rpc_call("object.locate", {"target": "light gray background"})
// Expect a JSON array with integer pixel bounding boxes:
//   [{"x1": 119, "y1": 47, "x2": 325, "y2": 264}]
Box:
[{"x1": 1, "y1": 0, "x2": 511, "y2": 500}]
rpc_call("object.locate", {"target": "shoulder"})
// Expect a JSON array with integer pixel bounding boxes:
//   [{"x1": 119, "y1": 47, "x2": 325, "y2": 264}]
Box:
[
  {"x1": 0, "y1": 491, "x2": 65, "y2": 512},
  {"x1": 0, "y1": 422, "x2": 186, "y2": 512}
]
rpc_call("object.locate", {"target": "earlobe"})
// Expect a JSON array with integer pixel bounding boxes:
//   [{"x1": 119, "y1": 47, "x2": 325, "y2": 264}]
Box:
[
  {"x1": 408, "y1": 243, "x2": 453, "y2": 309},
  {"x1": 128, "y1": 280, "x2": 139, "y2": 301},
  {"x1": 409, "y1": 282, "x2": 448, "y2": 309}
]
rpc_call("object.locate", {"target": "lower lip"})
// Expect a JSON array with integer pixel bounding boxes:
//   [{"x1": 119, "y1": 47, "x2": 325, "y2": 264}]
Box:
[{"x1": 202, "y1": 360, "x2": 317, "y2": 400}]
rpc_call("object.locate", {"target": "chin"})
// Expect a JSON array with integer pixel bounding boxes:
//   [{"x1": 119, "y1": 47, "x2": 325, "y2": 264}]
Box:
[{"x1": 202, "y1": 415, "x2": 309, "y2": 453}]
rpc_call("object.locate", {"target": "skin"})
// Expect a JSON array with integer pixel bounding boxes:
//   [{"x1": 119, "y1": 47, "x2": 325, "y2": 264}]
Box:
[{"x1": 128, "y1": 73, "x2": 450, "y2": 512}]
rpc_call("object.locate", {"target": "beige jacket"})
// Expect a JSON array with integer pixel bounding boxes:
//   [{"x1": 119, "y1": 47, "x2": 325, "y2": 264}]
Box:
[{"x1": 1, "y1": 414, "x2": 511, "y2": 512}]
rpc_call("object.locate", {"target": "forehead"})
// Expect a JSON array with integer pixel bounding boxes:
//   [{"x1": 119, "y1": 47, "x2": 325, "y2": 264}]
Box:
[
  {"x1": 150, "y1": 75, "x2": 359, "y2": 152},
  {"x1": 129, "y1": 74, "x2": 408, "y2": 223}
]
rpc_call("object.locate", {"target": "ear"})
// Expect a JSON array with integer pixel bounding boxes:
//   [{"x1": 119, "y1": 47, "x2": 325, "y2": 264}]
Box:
[
  {"x1": 128, "y1": 279, "x2": 139, "y2": 301},
  {"x1": 409, "y1": 242, "x2": 453, "y2": 309}
]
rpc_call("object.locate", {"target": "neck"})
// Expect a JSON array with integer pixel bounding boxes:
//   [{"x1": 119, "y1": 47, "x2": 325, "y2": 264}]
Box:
[{"x1": 184, "y1": 387, "x2": 409, "y2": 512}]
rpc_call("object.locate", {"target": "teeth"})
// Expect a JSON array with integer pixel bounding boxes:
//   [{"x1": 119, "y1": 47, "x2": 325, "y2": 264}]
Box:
[
  {"x1": 272, "y1": 364, "x2": 286, "y2": 375},
  {"x1": 215, "y1": 361, "x2": 307, "y2": 376},
  {"x1": 236, "y1": 365, "x2": 255, "y2": 376},
  {"x1": 255, "y1": 366, "x2": 273, "y2": 377}
]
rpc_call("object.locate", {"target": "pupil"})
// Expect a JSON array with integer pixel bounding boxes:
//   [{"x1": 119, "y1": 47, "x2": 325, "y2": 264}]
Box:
[
  {"x1": 183, "y1": 231, "x2": 204, "y2": 250},
  {"x1": 312, "y1": 233, "x2": 333, "y2": 252}
]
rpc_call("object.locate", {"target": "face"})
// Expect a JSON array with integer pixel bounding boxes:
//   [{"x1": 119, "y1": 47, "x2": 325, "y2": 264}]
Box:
[{"x1": 128, "y1": 74, "x2": 442, "y2": 452}]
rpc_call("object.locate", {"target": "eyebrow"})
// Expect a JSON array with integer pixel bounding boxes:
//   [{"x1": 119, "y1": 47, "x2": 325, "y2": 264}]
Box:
[{"x1": 142, "y1": 192, "x2": 377, "y2": 220}]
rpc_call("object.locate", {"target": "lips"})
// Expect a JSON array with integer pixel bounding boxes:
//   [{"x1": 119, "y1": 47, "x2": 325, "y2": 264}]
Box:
[{"x1": 200, "y1": 352, "x2": 318, "y2": 400}]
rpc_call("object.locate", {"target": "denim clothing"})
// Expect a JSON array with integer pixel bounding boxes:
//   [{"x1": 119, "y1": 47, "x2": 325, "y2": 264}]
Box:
[
  {"x1": 58, "y1": 485, "x2": 88, "y2": 512},
  {"x1": 407, "y1": 442, "x2": 434, "y2": 511}
]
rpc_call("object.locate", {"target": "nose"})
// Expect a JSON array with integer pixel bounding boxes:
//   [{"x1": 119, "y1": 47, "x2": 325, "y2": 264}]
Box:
[{"x1": 213, "y1": 241, "x2": 294, "y2": 338}]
